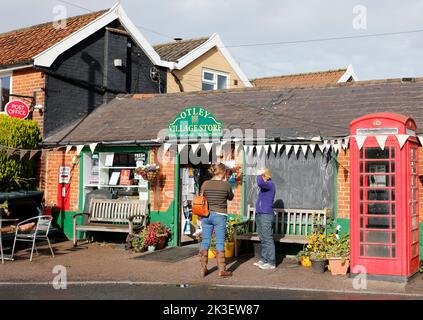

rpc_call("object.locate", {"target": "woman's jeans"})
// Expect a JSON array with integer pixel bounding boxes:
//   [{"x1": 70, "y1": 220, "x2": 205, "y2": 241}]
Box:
[
  {"x1": 256, "y1": 213, "x2": 276, "y2": 266},
  {"x1": 200, "y1": 211, "x2": 227, "y2": 251}
]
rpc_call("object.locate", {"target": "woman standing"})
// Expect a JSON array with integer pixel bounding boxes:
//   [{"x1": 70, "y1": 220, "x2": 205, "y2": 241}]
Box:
[
  {"x1": 199, "y1": 163, "x2": 234, "y2": 277},
  {"x1": 254, "y1": 168, "x2": 276, "y2": 270}
]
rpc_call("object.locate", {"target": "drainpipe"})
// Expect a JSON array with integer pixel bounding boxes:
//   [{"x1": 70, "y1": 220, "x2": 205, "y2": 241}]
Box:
[{"x1": 169, "y1": 62, "x2": 184, "y2": 92}]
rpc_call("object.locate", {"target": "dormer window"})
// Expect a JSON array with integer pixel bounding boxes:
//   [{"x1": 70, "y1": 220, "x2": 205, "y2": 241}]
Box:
[
  {"x1": 202, "y1": 69, "x2": 229, "y2": 91},
  {"x1": 0, "y1": 74, "x2": 11, "y2": 112}
]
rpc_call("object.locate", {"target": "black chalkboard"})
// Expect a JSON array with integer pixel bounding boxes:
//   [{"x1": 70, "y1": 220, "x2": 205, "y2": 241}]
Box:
[{"x1": 245, "y1": 148, "x2": 335, "y2": 211}]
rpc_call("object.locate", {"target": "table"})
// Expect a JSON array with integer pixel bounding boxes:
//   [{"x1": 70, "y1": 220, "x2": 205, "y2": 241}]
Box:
[{"x1": 0, "y1": 218, "x2": 18, "y2": 264}]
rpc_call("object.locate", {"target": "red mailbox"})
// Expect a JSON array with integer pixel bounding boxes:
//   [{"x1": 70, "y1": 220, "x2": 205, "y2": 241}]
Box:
[{"x1": 350, "y1": 113, "x2": 420, "y2": 281}]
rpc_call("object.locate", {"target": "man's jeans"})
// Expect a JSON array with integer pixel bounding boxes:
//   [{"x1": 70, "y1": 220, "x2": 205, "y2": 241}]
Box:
[
  {"x1": 256, "y1": 213, "x2": 276, "y2": 266},
  {"x1": 200, "y1": 211, "x2": 227, "y2": 251}
]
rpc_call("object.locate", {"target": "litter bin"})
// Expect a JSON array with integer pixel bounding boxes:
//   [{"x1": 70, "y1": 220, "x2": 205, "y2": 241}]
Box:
[{"x1": 0, "y1": 191, "x2": 44, "y2": 222}]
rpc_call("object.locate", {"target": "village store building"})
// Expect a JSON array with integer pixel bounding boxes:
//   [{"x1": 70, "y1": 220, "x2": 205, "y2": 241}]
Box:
[{"x1": 43, "y1": 79, "x2": 423, "y2": 277}]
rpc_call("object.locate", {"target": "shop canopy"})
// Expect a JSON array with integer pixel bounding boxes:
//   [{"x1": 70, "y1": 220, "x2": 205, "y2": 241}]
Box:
[{"x1": 43, "y1": 78, "x2": 423, "y2": 147}]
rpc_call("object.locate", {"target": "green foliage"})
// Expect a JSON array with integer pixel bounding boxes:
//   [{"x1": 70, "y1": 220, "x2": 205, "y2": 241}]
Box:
[{"x1": 0, "y1": 115, "x2": 41, "y2": 192}]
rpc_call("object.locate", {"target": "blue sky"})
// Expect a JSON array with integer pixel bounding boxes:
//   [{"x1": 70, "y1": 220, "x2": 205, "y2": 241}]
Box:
[{"x1": 2, "y1": 0, "x2": 423, "y2": 80}]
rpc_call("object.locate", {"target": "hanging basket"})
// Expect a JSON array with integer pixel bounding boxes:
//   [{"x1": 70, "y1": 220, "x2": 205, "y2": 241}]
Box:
[{"x1": 147, "y1": 171, "x2": 158, "y2": 182}]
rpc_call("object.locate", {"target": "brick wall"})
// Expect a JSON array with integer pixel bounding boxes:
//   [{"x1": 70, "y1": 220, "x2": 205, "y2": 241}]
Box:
[
  {"x1": 12, "y1": 68, "x2": 46, "y2": 192},
  {"x1": 12, "y1": 68, "x2": 45, "y2": 133},
  {"x1": 337, "y1": 148, "x2": 350, "y2": 219},
  {"x1": 150, "y1": 147, "x2": 176, "y2": 212},
  {"x1": 44, "y1": 149, "x2": 80, "y2": 212}
]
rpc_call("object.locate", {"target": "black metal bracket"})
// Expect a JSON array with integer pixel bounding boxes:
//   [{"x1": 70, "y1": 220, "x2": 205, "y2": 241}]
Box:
[{"x1": 7, "y1": 93, "x2": 36, "y2": 108}]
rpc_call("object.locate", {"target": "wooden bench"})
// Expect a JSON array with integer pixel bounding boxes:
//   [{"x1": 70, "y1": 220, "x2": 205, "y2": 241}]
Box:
[
  {"x1": 233, "y1": 205, "x2": 327, "y2": 257},
  {"x1": 72, "y1": 199, "x2": 147, "y2": 247}
]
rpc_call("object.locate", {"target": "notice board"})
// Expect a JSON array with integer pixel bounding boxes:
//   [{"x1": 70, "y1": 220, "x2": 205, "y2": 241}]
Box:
[{"x1": 244, "y1": 149, "x2": 335, "y2": 211}]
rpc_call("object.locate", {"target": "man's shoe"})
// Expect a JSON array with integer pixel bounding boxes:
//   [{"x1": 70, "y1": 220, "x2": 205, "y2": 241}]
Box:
[
  {"x1": 253, "y1": 260, "x2": 265, "y2": 267},
  {"x1": 258, "y1": 263, "x2": 276, "y2": 270}
]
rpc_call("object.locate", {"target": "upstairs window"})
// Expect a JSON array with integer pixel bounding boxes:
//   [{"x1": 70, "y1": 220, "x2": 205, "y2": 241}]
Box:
[
  {"x1": 202, "y1": 69, "x2": 228, "y2": 91},
  {"x1": 0, "y1": 75, "x2": 11, "y2": 112}
]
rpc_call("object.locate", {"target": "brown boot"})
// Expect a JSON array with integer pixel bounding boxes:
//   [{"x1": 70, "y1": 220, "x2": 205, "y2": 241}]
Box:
[
  {"x1": 216, "y1": 250, "x2": 232, "y2": 277},
  {"x1": 199, "y1": 249, "x2": 209, "y2": 277}
]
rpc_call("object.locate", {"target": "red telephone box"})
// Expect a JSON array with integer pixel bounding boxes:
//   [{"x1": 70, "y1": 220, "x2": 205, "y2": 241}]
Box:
[{"x1": 350, "y1": 113, "x2": 420, "y2": 281}]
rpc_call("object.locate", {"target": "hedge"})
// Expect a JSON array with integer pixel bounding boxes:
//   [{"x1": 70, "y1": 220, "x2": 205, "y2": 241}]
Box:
[{"x1": 0, "y1": 115, "x2": 42, "y2": 192}]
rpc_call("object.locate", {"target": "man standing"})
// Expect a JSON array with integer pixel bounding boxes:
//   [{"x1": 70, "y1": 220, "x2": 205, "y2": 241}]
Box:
[{"x1": 254, "y1": 168, "x2": 276, "y2": 270}]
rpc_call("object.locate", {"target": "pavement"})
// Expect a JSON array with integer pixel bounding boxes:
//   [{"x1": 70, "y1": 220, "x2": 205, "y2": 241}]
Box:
[{"x1": 0, "y1": 240, "x2": 423, "y2": 298}]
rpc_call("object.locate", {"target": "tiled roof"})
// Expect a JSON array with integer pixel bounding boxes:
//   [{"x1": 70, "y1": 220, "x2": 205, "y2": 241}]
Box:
[
  {"x1": 251, "y1": 69, "x2": 349, "y2": 88},
  {"x1": 44, "y1": 78, "x2": 423, "y2": 144},
  {"x1": 153, "y1": 37, "x2": 209, "y2": 62},
  {"x1": 0, "y1": 10, "x2": 107, "y2": 67}
]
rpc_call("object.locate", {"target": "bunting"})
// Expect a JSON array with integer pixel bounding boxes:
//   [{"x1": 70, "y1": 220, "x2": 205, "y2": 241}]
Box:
[
  {"x1": 89, "y1": 143, "x2": 98, "y2": 154},
  {"x1": 76, "y1": 145, "x2": 84, "y2": 155},
  {"x1": 301, "y1": 145, "x2": 308, "y2": 156},
  {"x1": 270, "y1": 144, "x2": 277, "y2": 154},
  {"x1": 65, "y1": 145, "x2": 73, "y2": 153},
  {"x1": 375, "y1": 135, "x2": 388, "y2": 150},
  {"x1": 190, "y1": 144, "x2": 199, "y2": 154},
  {"x1": 309, "y1": 143, "x2": 316, "y2": 154},
  {"x1": 285, "y1": 145, "x2": 292, "y2": 156},
  {"x1": 178, "y1": 144, "x2": 186, "y2": 154},
  {"x1": 395, "y1": 134, "x2": 409, "y2": 149},
  {"x1": 355, "y1": 136, "x2": 367, "y2": 150},
  {"x1": 293, "y1": 145, "x2": 300, "y2": 156}
]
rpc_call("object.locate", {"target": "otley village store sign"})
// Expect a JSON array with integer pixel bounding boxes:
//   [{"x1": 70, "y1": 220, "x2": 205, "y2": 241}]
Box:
[{"x1": 168, "y1": 106, "x2": 223, "y2": 138}]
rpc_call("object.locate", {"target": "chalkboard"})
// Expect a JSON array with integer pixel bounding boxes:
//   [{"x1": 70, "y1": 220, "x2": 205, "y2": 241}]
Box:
[{"x1": 245, "y1": 148, "x2": 335, "y2": 211}]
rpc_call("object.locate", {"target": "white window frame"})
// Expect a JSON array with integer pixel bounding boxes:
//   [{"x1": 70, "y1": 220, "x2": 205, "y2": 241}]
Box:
[
  {"x1": 0, "y1": 71, "x2": 12, "y2": 114},
  {"x1": 202, "y1": 68, "x2": 230, "y2": 91}
]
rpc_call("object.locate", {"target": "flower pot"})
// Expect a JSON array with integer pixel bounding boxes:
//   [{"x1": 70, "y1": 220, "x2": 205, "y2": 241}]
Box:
[
  {"x1": 208, "y1": 249, "x2": 216, "y2": 259},
  {"x1": 148, "y1": 245, "x2": 156, "y2": 252},
  {"x1": 225, "y1": 241, "x2": 235, "y2": 258},
  {"x1": 156, "y1": 235, "x2": 167, "y2": 250},
  {"x1": 328, "y1": 257, "x2": 350, "y2": 275},
  {"x1": 310, "y1": 259, "x2": 326, "y2": 273},
  {"x1": 300, "y1": 256, "x2": 312, "y2": 267}
]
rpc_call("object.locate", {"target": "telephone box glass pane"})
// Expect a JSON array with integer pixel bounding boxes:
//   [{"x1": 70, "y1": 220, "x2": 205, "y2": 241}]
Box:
[
  {"x1": 365, "y1": 231, "x2": 391, "y2": 243},
  {"x1": 367, "y1": 189, "x2": 389, "y2": 201},
  {"x1": 365, "y1": 148, "x2": 389, "y2": 159},
  {"x1": 365, "y1": 245, "x2": 390, "y2": 257},
  {"x1": 367, "y1": 203, "x2": 389, "y2": 215}
]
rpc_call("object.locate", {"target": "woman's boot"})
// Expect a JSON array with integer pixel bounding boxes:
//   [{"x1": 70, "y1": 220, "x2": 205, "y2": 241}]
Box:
[
  {"x1": 216, "y1": 250, "x2": 232, "y2": 277},
  {"x1": 199, "y1": 249, "x2": 209, "y2": 277}
]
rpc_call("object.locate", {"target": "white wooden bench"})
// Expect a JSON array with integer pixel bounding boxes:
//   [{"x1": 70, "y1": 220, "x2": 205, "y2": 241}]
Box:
[
  {"x1": 233, "y1": 205, "x2": 327, "y2": 257},
  {"x1": 72, "y1": 199, "x2": 147, "y2": 247}
]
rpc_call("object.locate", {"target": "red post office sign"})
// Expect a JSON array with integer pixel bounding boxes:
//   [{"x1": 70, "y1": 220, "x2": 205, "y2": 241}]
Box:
[{"x1": 5, "y1": 101, "x2": 30, "y2": 119}]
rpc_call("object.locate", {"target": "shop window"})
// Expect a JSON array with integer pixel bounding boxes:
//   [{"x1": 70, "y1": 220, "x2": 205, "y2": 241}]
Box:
[
  {"x1": 202, "y1": 69, "x2": 228, "y2": 91},
  {"x1": 0, "y1": 75, "x2": 11, "y2": 112}
]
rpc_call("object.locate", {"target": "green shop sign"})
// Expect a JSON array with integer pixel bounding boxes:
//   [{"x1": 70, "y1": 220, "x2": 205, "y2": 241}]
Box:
[{"x1": 168, "y1": 106, "x2": 223, "y2": 138}]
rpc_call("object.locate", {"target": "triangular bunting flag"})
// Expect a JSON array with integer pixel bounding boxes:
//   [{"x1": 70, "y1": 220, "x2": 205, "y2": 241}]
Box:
[
  {"x1": 318, "y1": 144, "x2": 325, "y2": 153},
  {"x1": 293, "y1": 145, "x2": 300, "y2": 156},
  {"x1": 163, "y1": 143, "x2": 172, "y2": 154},
  {"x1": 395, "y1": 134, "x2": 409, "y2": 149},
  {"x1": 309, "y1": 144, "x2": 316, "y2": 154},
  {"x1": 76, "y1": 145, "x2": 84, "y2": 155},
  {"x1": 256, "y1": 145, "x2": 263, "y2": 156},
  {"x1": 205, "y1": 143, "x2": 213, "y2": 155},
  {"x1": 20, "y1": 150, "x2": 28, "y2": 160},
  {"x1": 89, "y1": 143, "x2": 98, "y2": 154},
  {"x1": 375, "y1": 135, "x2": 388, "y2": 150},
  {"x1": 6, "y1": 148, "x2": 15, "y2": 159},
  {"x1": 285, "y1": 145, "x2": 292, "y2": 156},
  {"x1": 178, "y1": 144, "x2": 186, "y2": 154},
  {"x1": 65, "y1": 145, "x2": 73, "y2": 154},
  {"x1": 342, "y1": 136, "x2": 350, "y2": 150},
  {"x1": 301, "y1": 145, "x2": 308, "y2": 156},
  {"x1": 215, "y1": 143, "x2": 222, "y2": 156},
  {"x1": 29, "y1": 150, "x2": 39, "y2": 160},
  {"x1": 264, "y1": 145, "x2": 269, "y2": 155},
  {"x1": 324, "y1": 140, "x2": 331, "y2": 152},
  {"x1": 355, "y1": 136, "x2": 367, "y2": 150},
  {"x1": 332, "y1": 143, "x2": 340, "y2": 154},
  {"x1": 190, "y1": 144, "x2": 199, "y2": 154},
  {"x1": 418, "y1": 135, "x2": 423, "y2": 146},
  {"x1": 270, "y1": 144, "x2": 277, "y2": 154}
]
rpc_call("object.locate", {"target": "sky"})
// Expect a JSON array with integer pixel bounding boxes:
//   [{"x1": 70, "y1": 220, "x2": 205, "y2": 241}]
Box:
[{"x1": 2, "y1": 0, "x2": 423, "y2": 81}]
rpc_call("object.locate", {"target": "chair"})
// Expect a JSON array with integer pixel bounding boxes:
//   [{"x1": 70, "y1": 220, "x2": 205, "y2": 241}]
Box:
[{"x1": 11, "y1": 215, "x2": 55, "y2": 262}]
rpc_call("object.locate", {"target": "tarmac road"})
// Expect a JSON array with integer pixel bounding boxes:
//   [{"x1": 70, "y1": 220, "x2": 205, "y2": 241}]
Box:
[{"x1": 0, "y1": 282, "x2": 421, "y2": 300}]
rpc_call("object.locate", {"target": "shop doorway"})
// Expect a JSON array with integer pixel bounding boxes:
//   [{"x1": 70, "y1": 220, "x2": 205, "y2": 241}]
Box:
[{"x1": 179, "y1": 163, "x2": 211, "y2": 245}]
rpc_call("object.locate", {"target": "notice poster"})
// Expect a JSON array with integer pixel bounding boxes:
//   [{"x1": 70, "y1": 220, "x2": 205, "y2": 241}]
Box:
[{"x1": 120, "y1": 169, "x2": 132, "y2": 185}]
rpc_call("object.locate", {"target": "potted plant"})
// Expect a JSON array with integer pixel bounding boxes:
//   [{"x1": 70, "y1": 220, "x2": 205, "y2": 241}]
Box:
[
  {"x1": 326, "y1": 227, "x2": 350, "y2": 275},
  {"x1": 305, "y1": 215, "x2": 328, "y2": 273},
  {"x1": 296, "y1": 249, "x2": 312, "y2": 268},
  {"x1": 144, "y1": 223, "x2": 159, "y2": 252},
  {"x1": 154, "y1": 222, "x2": 171, "y2": 250},
  {"x1": 132, "y1": 228, "x2": 147, "y2": 252},
  {"x1": 208, "y1": 235, "x2": 217, "y2": 259},
  {"x1": 224, "y1": 217, "x2": 236, "y2": 258}
]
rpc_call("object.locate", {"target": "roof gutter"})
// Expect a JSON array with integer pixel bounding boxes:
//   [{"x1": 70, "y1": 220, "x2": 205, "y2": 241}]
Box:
[{"x1": 0, "y1": 63, "x2": 33, "y2": 73}]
